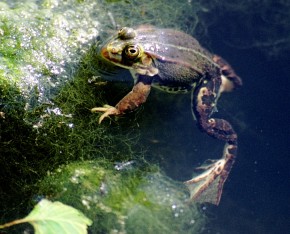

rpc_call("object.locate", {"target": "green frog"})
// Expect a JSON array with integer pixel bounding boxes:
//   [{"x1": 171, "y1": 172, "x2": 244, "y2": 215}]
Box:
[{"x1": 92, "y1": 25, "x2": 242, "y2": 205}]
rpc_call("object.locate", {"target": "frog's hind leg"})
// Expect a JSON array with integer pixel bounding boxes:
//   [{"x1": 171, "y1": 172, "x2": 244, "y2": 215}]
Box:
[
  {"x1": 213, "y1": 55, "x2": 242, "y2": 92},
  {"x1": 185, "y1": 73, "x2": 238, "y2": 205}
]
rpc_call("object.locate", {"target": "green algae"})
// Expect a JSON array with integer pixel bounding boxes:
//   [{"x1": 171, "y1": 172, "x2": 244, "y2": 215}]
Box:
[
  {"x1": 0, "y1": 0, "x2": 131, "y2": 221},
  {"x1": 37, "y1": 160, "x2": 205, "y2": 233},
  {"x1": 0, "y1": 0, "x2": 104, "y2": 109},
  {"x1": 0, "y1": 0, "x2": 209, "y2": 232},
  {"x1": 102, "y1": 0, "x2": 203, "y2": 35}
]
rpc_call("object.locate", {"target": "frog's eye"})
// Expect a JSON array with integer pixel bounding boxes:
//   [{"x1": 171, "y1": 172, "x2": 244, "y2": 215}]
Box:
[
  {"x1": 124, "y1": 45, "x2": 141, "y2": 60},
  {"x1": 118, "y1": 27, "x2": 136, "y2": 40}
]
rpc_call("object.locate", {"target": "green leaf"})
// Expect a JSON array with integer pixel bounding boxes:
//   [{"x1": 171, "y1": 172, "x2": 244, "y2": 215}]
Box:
[{"x1": 0, "y1": 199, "x2": 92, "y2": 234}]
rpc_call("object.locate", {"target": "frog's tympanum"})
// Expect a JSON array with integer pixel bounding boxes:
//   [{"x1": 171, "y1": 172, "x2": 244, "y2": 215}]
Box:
[{"x1": 92, "y1": 25, "x2": 242, "y2": 205}]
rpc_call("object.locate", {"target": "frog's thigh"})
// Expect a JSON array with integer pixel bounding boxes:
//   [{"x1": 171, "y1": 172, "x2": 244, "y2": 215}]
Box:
[
  {"x1": 213, "y1": 55, "x2": 242, "y2": 90},
  {"x1": 193, "y1": 79, "x2": 237, "y2": 143}
]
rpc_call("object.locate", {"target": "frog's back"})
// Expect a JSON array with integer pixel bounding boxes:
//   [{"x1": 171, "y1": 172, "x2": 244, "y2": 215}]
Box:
[
  {"x1": 135, "y1": 26, "x2": 216, "y2": 72},
  {"x1": 135, "y1": 26, "x2": 217, "y2": 91}
]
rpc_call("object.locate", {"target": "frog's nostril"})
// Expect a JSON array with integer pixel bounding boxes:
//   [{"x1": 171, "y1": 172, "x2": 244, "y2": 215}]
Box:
[{"x1": 111, "y1": 48, "x2": 118, "y2": 54}]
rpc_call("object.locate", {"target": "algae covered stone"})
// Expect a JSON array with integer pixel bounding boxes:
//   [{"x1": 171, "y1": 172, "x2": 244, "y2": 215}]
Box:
[{"x1": 37, "y1": 160, "x2": 206, "y2": 233}]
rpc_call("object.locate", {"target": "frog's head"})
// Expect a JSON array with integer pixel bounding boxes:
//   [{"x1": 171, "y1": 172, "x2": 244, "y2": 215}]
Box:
[{"x1": 101, "y1": 27, "x2": 152, "y2": 70}]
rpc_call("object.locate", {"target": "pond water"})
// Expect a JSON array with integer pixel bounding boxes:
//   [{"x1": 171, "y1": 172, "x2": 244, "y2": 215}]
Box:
[{"x1": 0, "y1": 0, "x2": 289, "y2": 233}]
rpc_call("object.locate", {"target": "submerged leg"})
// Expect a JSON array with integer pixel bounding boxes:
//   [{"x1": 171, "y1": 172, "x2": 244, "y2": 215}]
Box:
[
  {"x1": 185, "y1": 73, "x2": 238, "y2": 205},
  {"x1": 213, "y1": 55, "x2": 242, "y2": 91}
]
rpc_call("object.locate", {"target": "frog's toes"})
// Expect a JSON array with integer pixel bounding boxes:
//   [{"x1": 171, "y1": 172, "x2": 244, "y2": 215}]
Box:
[
  {"x1": 184, "y1": 158, "x2": 228, "y2": 205},
  {"x1": 91, "y1": 105, "x2": 119, "y2": 124}
]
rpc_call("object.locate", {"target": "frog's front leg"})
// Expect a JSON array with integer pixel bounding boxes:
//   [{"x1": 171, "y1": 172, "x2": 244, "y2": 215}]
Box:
[
  {"x1": 92, "y1": 75, "x2": 152, "y2": 124},
  {"x1": 185, "y1": 74, "x2": 237, "y2": 205}
]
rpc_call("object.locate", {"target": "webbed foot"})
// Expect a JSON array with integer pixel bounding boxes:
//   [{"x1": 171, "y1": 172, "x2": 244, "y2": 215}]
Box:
[
  {"x1": 184, "y1": 159, "x2": 227, "y2": 205},
  {"x1": 91, "y1": 105, "x2": 120, "y2": 124},
  {"x1": 184, "y1": 144, "x2": 236, "y2": 205}
]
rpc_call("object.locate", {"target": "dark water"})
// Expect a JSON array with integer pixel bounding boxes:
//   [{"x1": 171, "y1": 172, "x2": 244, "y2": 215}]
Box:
[
  {"x1": 145, "y1": 50, "x2": 289, "y2": 233},
  {"x1": 194, "y1": 6, "x2": 290, "y2": 234}
]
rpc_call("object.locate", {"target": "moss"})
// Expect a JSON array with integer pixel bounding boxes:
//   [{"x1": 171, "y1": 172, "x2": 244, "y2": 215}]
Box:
[
  {"x1": 0, "y1": 9, "x2": 118, "y2": 222},
  {"x1": 37, "y1": 160, "x2": 205, "y2": 233},
  {"x1": 0, "y1": 0, "x2": 208, "y2": 232},
  {"x1": 0, "y1": 77, "x2": 47, "y2": 212},
  {"x1": 0, "y1": 34, "x2": 140, "y2": 223}
]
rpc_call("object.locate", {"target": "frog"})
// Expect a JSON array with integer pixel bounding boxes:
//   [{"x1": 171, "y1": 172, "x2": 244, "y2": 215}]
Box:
[{"x1": 91, "y1": 25, "x2": 242, "y2": 205}]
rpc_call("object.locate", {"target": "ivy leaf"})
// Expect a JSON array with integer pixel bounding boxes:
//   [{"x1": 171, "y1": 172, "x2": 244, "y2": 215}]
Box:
[{"x1": 0, "y1": 199, "x2": 92, "y2": 234}]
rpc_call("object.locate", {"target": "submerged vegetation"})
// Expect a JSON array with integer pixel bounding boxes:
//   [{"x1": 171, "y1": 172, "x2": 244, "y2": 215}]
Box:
[
  {"x1": 0, "y1": 0, "x2": 206, "y2": 232},
  {"x1": 37, "y1": 160, "x2": 205, "y2": 233},
  {"x1": 1, "y1": 0, "x2": 288, "y2": 232}
]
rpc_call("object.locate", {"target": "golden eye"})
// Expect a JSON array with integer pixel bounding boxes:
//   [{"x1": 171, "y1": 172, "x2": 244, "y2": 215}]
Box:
[{"x1": 124, "y1": 45, "x2": 140, "y2": 59}]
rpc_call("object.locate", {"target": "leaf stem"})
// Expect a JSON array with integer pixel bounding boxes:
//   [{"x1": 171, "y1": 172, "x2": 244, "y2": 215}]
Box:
[{"x1": 0, "y1": 218, "x2": 26, "y2": 229}]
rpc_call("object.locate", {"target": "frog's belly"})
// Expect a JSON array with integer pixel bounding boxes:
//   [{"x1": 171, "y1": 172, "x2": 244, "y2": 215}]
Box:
[
  {"x1": 151, "y1": 60, "x2": 201, "y2": 93},
  {"x1": 152, "y1": 77, "x2": 197, "y2": 93}
]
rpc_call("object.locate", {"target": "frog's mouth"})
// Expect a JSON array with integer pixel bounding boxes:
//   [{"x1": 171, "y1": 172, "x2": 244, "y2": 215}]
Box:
[
  {"x1": 101, "y1": 47, "x2": 109, "y2": 60},
  {"x1": 101, "y1": 47, "x2": 133, "y2": 70}
]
